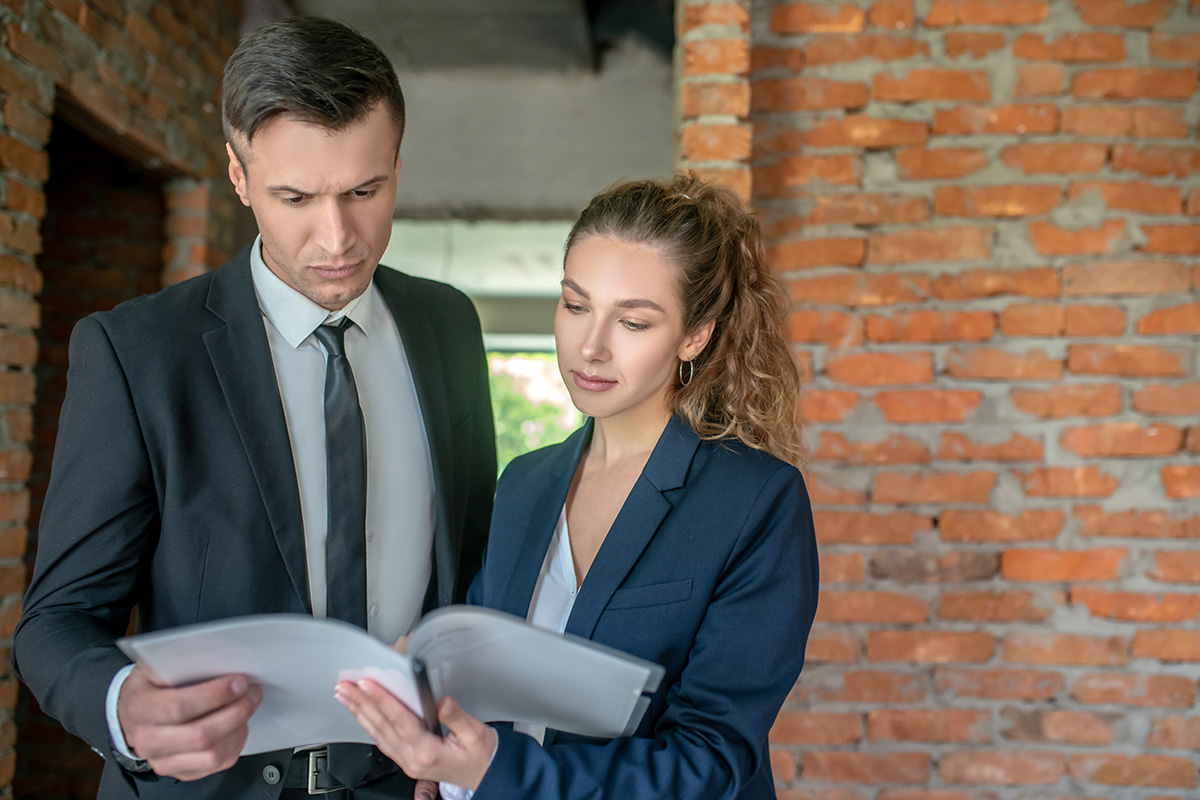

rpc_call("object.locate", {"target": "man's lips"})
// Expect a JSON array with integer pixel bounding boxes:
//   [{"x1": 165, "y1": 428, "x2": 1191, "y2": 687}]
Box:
[
  {"x1": 573, "y1": 371, "x2": 617, "y2": 391},
  {"x1": 311, "y1": 261, "x2": 361, "y2": 278}
]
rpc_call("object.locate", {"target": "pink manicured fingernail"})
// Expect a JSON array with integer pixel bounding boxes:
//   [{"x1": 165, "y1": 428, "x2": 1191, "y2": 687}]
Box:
[
  {"x1": 357, "y1": 680, "x2": 373, "y2": 696},
  {"x1": 417, "y1": 789, "x2": 434, "y2": 800},
  {"x1": 231, "y1": 676, "x2": 248, "y2": 694}
]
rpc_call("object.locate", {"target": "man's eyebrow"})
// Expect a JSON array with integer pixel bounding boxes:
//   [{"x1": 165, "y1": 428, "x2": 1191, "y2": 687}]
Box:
[
  {"x1": 561, "y1": 279, "x2": 665, "y2": 312},
  {"x1": 265, "y1": 174, "x2": 391, "y2": 195}
]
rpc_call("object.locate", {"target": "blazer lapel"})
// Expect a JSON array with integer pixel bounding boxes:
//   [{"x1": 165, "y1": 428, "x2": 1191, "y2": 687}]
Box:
[
  {"x1": 202, "y1": 251, "x2": 310, "y2": 611},
  {"x1": 373, "y1": 269, "x2": 458, "y2": 605},
  {"x1": 495, "y1": 423, "x2": 592, "y2": 619},
  {"x1": 564, "y1": 417, "x2": 701, "y2": 642}
]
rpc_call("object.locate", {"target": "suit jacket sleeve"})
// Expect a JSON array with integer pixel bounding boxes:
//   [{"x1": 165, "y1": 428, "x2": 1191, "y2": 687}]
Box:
[
  {"x1": 13, "y1": 315, "x2": 159, "y2": 753},
  {"x1": 453, "y1": 294, "x2": 495, "y2": 601},
  {"x1": 473, "y1": 465, "x2": 819, "y2": 800}
]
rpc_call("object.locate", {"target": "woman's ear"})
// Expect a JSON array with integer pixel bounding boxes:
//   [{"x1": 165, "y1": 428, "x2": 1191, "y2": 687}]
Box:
[{"x1": 679, "y1": 319, "x2": 715, "y2": 362}]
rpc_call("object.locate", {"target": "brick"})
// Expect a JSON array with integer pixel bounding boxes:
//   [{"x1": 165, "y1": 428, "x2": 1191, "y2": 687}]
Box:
[
  {"x1": 807, "y1": 193, "x2": 930, "y2": 225},
  {"x1": 806, "y1": 629, "x2": 860, "y2": 662},
  {"x1": 1015, "y1": 63, "x2": 1066, "y2": 97},
  {"x1": 1148, "y1": 716, "x2": 1200, "y2": 748},
  {"x1": 0, "y1": 371, "x2": 34, "y2": 404},
  {"x1": 870, "y1": 0, "x2": 915, "y2": 30},
  {"x1": 754, "y1": 155, "x2": 859, "y2": 195},
  {"x1": 936, "y1": 431, "x2": 1043, "y2": 461},
  {"x1": 1015, "y1": 31, "x2": 1126, "y2": 61},
  {"x1": 1002, "y1": 709, "x2": 1115, "y2": 745},
  {"x1": 770, "y1": 3, "x2": 866, "y2": 32},
  {"x1": 788, "y1": 311, "x2": 863, "y2": 346},
  {"x1": 874, "y1": 390, "x2": 982, "y2": 423},
  {"x1": 1013, "y1": 466, "x2": 1119, "y2": 497},
  {"x1": 684, "y1": 39, "x2": 750, "y2": 76},
  {"x1": 770, "y1": 237, "x2": 865, "y2": 269},
  {"x1": 1073, "y1": 673, "x2": 1197, "y2": 707},
  {"x1": 945, "y1": 347, "x2": 1063, "y2": 381},
  {"x1": 944, "y1": 32, "x2": 1007, "y2": 57},
  {"x1": 940, "y1": 751, "x2": 1064, "y2": 785},
  {"x1": 691, "y1": 167, "x2": 751, "y2": 204},
  {"x1": 940, "y1": 509, "x2": 1064, "y2": 542},
  {"x1": 1151, "y1": 551, "x2": 1200, "y2": 583},
  {"x1": 804, "y1": 35, "x2": 930, "y2": 65},
  {"x1": 1001, "y1": 142, "x2": 1108, "y2": 174},
  {"x1": 1069, "y1": 344, "x2": 1187, "y2": 377},
  {"x1": 4, "y1": 97, "x2": 51, "y2": 145},
  {"x1": 826, "y1": 352, "x2": 933, "y2": 385},
  {"x1": 933, "y1": 104, "x2": 1057, "y2": 134},
  {"x1": 680, "y1": 82, "x2": 751, "y2": 118},
  {"x1": 769, "y1": 750, "x2": 796, "y2": 783},
  {"x1": 938, "y1": 590, "x2": 1051, "y2": 622},
  {"x1": 770, "y1": 711, "x2": 863, "y2": 745},
  {"x1": 1068, "y1": 181, "x2": 1182, "y2": 214},
  {"x1": 1142, "y1": 226, "x2": 1200, "y2": 256},
  {"x1": 871, "y1": 550, "x2": 998, "y2": 583},
  {"x1": 803, "y1": 117, "x2": 929, "y2": 149},
  {"x1": 819, "y1": 552, "x2": 866, "y2": 583},
  {"x1": 751, "y1": 45, "x2": 805, "y2": 73},
  {"x1": 1061, "y1": 423, "x2": 1184, "y2": 457},
  {"x1": 0, "y1": 255, "x2": 41, "y2": 294},
  {"x1": 998, "y1": 303, "x2": 1063, "y2": 336},
  {"x1": 1113, "y1": 145, "x2": 1200, "y2": 178},
  {"x1": 869, "y1": 227, "x2": 993, "y2": 264},
  {"x1": 1150, "y1": 31, "x2": 1200, "y2": 61},
  {"x1": 1072, "y1": 587, "x2": 1200, "y2": 622},
  {"x1": 1071, "y1": 0, "x2": 1171, "y2": 26},
  {"x1": 6, "y1": 22, "x2": 68, "y2": 81},
  {"x1": 1076, "y1": 505, "x2": 1200, "y2": 539},
  {"x1": 815, "y1": 432, "x2": 931, "y2": 464},
  {"x1": 0, "y1": 135, "x2": 50, "y2": 182},
  {"x1": 1065, "y1": 305, "x2": 1127, "y2": 336},
  {"x1": 1133, "y1": 383, "x2": 1200, "y2": 416},
  {"x1": 874, "y1": 471, "x2": 995, "y2": 504},
  {"x1": 927, "y1": 0, "x2": 1049, "y2": 24},
  {"x1": 1140, "y1": 303, "x2": 1200, "y2": 335},
  {"x1": 1011, "y1": 384, "x2": 1122, "y2": 418},
  {"x1": 816, "y1": 591, "x2": 928, "y2": 623},
  {"x1": 802, "y1": 390, "x2": 860, "y2": 422},
  {"x1": 0, "y1": 490, "x2": 28, "y2": 523},
  {"x1": 1163, "y1": 466, "x2": 1200, "y2": 499},
  {"x1": 868, "y1": 709, "x2": 990, "y2": 743},
  {"x1": 933, "y1": 267, "x2": 1059, "y2": 300},
  {"x1": 814, "y1": 510, "x2": 931, "y2": 544},
  {"x1": 873, "y1": 69, "x2": 990, "y2": 102},
  {"x1": 935, "y1": 667, "x2": 1062, "y2": 701},
  {"x1": 867, "y1": 311, "x2": 993, "y2": 342},
  {"x1": 1031, "y1": 220, "x2": 1126, "y2": 255},
  {"x1": 1003, "y1": 548, "x2": 1126, "y2": 581},
  {"x1": 1191, "y1": 188, "x2": 1200, "y2": 214},
  {"x1": 752, "y1": 78, "x2": 868, "y2": 111},
  {"x1": 934, "y1": 185, "x2": 1060, "y2": 217},
  {"x1": 802, "y1": 752, "x2": 929, "y2": 784},
  {"x1": 1064, "y1": 260, "x2": 1191, "y2": 295},
  {"x1": 1002, "y1": 632, "x2": 1128, "y2": 666},
  {"x1": 681, "y1": 3, "x2": 751, "y2": 32},
  {"x1": 681, "y1": 123, "x2": 752, "y2": 162},
  {"x1": 896, "y1": 148, "x2": 988, "y2": 179},
  {"x1": 796, "y1": 670, "x2": 928, "y2": 704},
  {"x1": 6, "y1": 179, "x2": 46, "y2": 220},
  {"x1": 1134, "y1": 629, "x2": 1200, "y2": 661},
  {"x1": 868, "y1": 631, "x2": 994, "y2": 663},
  {"x1": 808, "y1": 474, "x2": 868, "y2": 505},
  {"x1": 0, "y1": 331, "x2": 37, "y2": 367},
  {"x1": 1074, "y1": 68, "x2": 1199, "y2": 100},
  {"x1": 1068, "y1": 754, "x2": 1198, "y2": 789}
]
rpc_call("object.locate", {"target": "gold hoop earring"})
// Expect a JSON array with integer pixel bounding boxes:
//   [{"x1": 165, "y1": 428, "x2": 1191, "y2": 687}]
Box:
[{"x1": 679, "y1": 358, "x2": 694, "y2": 386}]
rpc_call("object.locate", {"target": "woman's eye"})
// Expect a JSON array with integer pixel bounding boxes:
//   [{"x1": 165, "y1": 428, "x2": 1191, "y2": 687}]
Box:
[{"x1": 623, "y1": 321, "x2": 649, "y2": 332}]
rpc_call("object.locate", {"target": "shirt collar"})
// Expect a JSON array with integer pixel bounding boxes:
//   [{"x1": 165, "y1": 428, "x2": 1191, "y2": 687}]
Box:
[{"x1": 249, "y1": 235, "x2": 375, "y2": 348}]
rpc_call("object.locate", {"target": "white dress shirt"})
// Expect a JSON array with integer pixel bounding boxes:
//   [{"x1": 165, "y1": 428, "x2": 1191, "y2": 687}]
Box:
[{"x1": 107, "y1": 238, "x2": 436, "y2": 757}]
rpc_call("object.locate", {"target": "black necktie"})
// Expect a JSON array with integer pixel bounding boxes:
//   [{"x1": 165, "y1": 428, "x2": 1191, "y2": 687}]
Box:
[{"x1": 312, "y1": 319, "x2": 368, "y2": 630}]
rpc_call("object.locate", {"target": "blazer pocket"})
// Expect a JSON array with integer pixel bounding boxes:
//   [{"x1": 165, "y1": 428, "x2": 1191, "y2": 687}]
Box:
[{"x1": 607, "y1": 578, "x2": 693, "y2": 610}]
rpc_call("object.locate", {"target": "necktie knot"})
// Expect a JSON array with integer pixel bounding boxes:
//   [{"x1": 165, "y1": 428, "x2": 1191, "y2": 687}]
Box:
[{"x1": 313, "y1": 317, "x2": 353, "y2": 357}]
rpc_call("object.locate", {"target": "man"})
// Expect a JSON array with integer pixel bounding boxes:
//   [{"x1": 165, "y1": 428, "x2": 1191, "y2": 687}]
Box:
[{"x1": 13, "y1": 17, "x2": 496, "y2": 799}]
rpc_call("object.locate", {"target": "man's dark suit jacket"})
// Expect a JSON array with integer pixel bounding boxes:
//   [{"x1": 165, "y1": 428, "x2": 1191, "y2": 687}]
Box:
[
  {"x1": 468, "y1": 417, "x2": 819, "y2": 800},
  {"x1": 12, "y1": 246, "x2": 496, "y2": 799}
]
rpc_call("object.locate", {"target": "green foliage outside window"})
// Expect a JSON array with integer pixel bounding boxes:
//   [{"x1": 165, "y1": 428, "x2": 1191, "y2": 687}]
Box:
[{"x1": 489, "y1": 352, "x2": 582, "y2": 474}]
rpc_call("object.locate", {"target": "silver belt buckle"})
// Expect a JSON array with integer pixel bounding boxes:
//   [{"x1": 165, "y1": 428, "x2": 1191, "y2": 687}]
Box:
[{"x1": 307, "y1": 747, "x2": 337, "y2": 795}]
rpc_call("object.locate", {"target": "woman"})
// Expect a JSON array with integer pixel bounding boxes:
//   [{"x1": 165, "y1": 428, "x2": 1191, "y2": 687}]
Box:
[{"x1": 337, "y1": 174, "x2": 819, "y2": 800}]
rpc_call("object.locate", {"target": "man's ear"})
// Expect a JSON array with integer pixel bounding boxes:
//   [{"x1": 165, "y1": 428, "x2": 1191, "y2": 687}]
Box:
[
  {"x1": 227, "y1": 143, "x2": 250, "y2": 207},
  {"x1": 679, "y1": 319, "x2": 716, "y2": 362}
]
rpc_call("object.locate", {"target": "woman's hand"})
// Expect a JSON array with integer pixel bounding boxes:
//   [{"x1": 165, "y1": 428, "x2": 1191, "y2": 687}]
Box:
[{"x1": 335, "y1": 680, "x2": 497, "y2": 791}]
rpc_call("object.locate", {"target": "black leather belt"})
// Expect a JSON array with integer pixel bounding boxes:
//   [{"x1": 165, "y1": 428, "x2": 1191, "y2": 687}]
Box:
[{"x1": 284, "y1": 747, "x2": 344, "y2": 795}]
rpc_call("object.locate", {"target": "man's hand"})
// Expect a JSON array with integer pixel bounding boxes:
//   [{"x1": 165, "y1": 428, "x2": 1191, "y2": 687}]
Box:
[{"x1": 117, "y1": 663, "x2": 263, "y2": 781}]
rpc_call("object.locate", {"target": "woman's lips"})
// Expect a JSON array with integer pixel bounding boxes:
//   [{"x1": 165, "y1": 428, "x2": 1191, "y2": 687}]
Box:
[{"x1": 573, "y1": 371, "x2": 617, "y2": 392}]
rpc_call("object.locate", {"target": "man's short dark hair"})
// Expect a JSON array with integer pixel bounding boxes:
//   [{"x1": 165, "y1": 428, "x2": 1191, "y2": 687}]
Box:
[{"x1": 222, "y1": 16, "x2": 405, "y2": 159}]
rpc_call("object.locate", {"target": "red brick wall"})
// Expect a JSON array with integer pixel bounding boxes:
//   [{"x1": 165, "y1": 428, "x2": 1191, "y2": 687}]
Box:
[
  {"x1": 680, "y1": 0, "x2": 1200, "y2": 796},
  {"x1": 0, "y1": 1, "x2": 243, "y2": 797}
]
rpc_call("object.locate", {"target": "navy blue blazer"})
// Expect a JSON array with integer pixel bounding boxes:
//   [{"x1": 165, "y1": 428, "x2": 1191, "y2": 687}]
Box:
[{"x1": 467, "y1": 416, "x2": 819, "y2": 800}]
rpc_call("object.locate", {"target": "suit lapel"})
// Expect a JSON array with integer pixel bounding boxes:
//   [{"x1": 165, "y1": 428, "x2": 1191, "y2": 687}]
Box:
[
  {"x1": 564, "y1": 417, "x2": 700, "y2": 641},
  {"x1": 495, "y1": 423, "x2": 592, "y2": 619},
  {"x1": 202, "y1": 252, "x2": 310, "y2": 611},
  {"x1": 373, "y1": 269, "x2": 458, "y2": 605}
]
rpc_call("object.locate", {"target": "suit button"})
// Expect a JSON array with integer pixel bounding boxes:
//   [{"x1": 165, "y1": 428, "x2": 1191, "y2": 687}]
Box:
[{"x1": 263, "y1": 765, "x2": 281, "y2": 785}]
